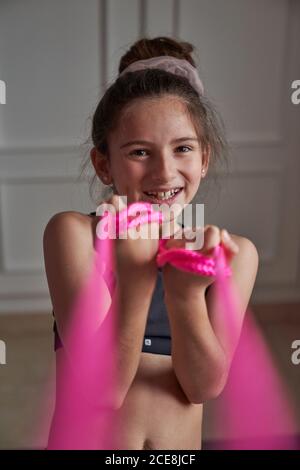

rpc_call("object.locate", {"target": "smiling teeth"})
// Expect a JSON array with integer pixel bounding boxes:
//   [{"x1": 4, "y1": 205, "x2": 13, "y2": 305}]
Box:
[{"x1": 145, "y1": 188, "x2": 181, "y2": 200}]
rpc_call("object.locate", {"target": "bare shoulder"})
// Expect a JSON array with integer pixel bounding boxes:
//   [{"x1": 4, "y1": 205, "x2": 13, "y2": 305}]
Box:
[
  {"x1": 43, "y1": 211, "x2": 99, "y2": 335},
  {"x1": 229, "y1": 233, "x2": 259, "y2": 272},
  {"x1": 43, "y1": 210, "x2": 99, "y2": 293},
  {"x1": 43, "y1": 210, "x2": 97, "y2": 252},
  {"x1": 44, "y1": 210, "x2": 94, "y2": 233}
]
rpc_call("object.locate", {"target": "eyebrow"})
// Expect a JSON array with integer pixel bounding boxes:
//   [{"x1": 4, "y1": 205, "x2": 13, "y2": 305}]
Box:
[{"x1": 120, "y1": 137, "x2": 199, "y2": 149}]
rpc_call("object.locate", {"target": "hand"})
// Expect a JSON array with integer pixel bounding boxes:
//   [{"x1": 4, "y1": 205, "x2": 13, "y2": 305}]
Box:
[
  {"x1": 96, "y1": 195, "x2": 162, "y2": 275},
  {"x1": 162, "y1": 225, "x2": 240, "y2": 300}
]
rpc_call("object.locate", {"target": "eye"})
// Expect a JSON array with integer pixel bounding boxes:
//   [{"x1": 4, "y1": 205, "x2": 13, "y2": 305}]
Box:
[
  {"x1": 129, "y1": 149, "x2": 149, "y2": 157},
  {"x1": 176, "y1": 145, "x2": 193, "y2": 153}
]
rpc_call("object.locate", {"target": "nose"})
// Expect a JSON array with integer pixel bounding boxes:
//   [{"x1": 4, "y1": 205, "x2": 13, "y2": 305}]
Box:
[{"x1": 150, "y1": 151, "x2": 178, "y2": 184}]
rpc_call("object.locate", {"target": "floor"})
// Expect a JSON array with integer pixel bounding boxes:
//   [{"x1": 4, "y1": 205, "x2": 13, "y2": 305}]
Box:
[{"x1": 0, "y1": 302, "x2": 299, "y2": 449}]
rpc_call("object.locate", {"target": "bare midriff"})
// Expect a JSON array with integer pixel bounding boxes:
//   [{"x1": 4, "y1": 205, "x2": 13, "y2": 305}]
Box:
[
  {"x1": 113, "y1": 352, "x2": 203, "y2": 450},
  {"x1": 51, "y1": 348, "x2": 203, "y2": 450}
]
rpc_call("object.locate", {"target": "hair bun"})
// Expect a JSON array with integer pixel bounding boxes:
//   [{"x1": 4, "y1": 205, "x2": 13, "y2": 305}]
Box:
[{"x1": 119, "y1": 36, "x2": 196, "y2": 74}]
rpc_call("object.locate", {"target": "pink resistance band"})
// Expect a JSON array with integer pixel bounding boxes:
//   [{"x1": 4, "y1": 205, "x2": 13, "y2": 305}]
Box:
[
  {"x1": 114, "y1": 202, "x2": 230, "y2": 277},
  {"x1": 42, "y1": 201, "x2": 297, "y2": 449},
  {"x1": 157, "y1": 237, "x2": 232, "y2": 277}
]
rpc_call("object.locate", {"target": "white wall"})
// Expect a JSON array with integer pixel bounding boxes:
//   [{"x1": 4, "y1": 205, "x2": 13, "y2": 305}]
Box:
[
  {"x1": 0, "y1": 0, "x2": 103, "y2": 312},
  {"x1": 0, "y1": 0, "x2": 299, "y2": 312}
]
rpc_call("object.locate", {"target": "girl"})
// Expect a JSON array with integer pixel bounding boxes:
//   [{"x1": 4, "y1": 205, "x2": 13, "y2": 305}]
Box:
[{"x1": 43, "y1": 36, "x2": 259, "y2": 450}]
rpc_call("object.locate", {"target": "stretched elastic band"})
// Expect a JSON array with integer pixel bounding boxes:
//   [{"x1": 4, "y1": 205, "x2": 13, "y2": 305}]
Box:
[{"x1": 102, "y1": 202, "x2": 231, "y2": 278}]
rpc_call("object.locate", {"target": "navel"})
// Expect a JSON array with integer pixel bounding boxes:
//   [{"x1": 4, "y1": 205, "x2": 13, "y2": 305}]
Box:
[{"x1": 142, "y1": 438, "x2": 153, "y2": 450}]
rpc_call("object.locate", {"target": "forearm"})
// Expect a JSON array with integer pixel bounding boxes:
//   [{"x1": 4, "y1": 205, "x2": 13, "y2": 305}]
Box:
[
  {"x1": 108, "y1": 265, "x2": 157, "y2": 407},
  {"x1": 61, "y1": 263, "x2": 156, "y2": 410},
  {"x1": 165, "y1": 290, "x2": 227, "y2": 404}
]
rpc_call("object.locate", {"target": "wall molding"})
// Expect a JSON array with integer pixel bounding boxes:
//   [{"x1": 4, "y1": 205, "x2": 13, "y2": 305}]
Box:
[{"x1": 0, "y1": 0, "x2": 299, "y2": 313}]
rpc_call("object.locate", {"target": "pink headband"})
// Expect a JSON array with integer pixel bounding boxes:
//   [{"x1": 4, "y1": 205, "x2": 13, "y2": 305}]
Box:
[{"x1": 119, "y1": 55, "x2": 204, "y2": 96}]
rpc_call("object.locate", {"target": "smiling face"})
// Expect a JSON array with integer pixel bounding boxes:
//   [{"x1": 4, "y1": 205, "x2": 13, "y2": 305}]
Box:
[{"x1": 92, "y1": 95, "x2": 209, "y2": 230}]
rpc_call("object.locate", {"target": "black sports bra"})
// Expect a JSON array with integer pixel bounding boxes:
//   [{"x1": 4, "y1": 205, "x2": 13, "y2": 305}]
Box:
[{"x1": 52, "y1": 211, "x2": 210, "y2": 356}]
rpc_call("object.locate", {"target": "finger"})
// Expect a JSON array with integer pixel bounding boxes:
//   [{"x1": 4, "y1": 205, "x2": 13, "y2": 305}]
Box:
[
  {"x1": 202, "y1": 225, "x2": 221, "y2": 255},
  {"x1": 110, "y1": 194, "x2": 127, "y2": 212},
  {"x1": 221, "y1": 229, "x2": 239, "y2": 254},
  {"x1": 182, "y1": 226, "x2": 204, "y2": 251},
  {"x1": 165, "y1": 226, "x2": 186, "y2": 249}
]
